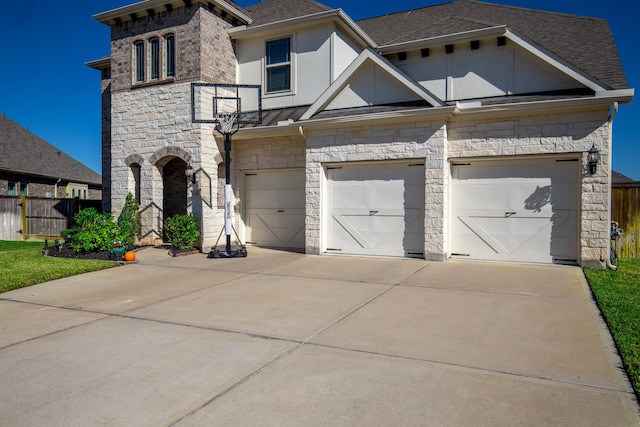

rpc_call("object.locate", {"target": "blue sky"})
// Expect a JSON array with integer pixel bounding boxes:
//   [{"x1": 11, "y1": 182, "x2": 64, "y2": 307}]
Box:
[{"x1": 0, "y1": 0, "x2": 637, "y2": 179}]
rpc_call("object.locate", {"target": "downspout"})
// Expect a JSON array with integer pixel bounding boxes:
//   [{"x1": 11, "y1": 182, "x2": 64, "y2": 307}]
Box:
[
  {"x1": 54, "y1": 178, "x2": 62, "y2": 198},
  {"x1": 606, "y1": 102, "x2": 619, "y2": 270}
]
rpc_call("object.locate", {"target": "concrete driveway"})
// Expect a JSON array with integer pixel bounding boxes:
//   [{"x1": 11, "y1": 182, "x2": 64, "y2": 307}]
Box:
[{"x1": 1, "y1": 247, "x2": 638, "y2": 426}]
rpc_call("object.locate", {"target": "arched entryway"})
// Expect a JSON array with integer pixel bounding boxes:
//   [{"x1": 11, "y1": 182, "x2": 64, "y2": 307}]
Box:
[{"x1": 162, "y1": 157, "x2": 189, "y2": 230}]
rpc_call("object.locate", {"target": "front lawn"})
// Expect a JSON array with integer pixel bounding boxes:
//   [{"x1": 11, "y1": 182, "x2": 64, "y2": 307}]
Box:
[
  {"x1": 0, "y1": 241, "x2": 118, "y2": 293},
  {"x1": 584, "y1": 259, "x2": 640, "y2": 401}
]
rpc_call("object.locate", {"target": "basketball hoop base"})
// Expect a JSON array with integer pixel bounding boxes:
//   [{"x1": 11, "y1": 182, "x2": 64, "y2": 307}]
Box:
[{"x1": 208, "y1": 247, "x2": 247, "y2": 258}]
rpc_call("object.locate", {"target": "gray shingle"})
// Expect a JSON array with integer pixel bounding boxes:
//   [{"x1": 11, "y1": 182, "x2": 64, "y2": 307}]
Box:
[
  {"x1": 245, "y1": 0, "x2": 334, "y2": 26},
  {"x1": 0, "y1": 115, "x2": 101, "y2": 185}
]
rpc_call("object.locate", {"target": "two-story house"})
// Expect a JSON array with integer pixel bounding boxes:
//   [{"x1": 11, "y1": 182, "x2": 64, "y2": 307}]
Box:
[{"x1": 89, "y1": 0, "x2": 633, "y2": 268}]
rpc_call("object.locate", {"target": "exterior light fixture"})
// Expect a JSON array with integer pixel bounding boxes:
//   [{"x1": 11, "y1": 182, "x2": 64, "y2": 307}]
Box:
[
  {"x1": 185, "y1": 163, "x2": 196, "y2": 185},
  {"x1": 587, "y1": 144, "x2": 600, "y2": 175}
]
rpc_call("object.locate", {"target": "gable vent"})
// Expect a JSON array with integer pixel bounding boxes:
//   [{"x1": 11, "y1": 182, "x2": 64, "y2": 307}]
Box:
[
  {"x1": 497, "y1": 36, "x2": 506, "y2": 46},
  {"x1": 445, "y1": 44, "x2": 454, "y2": 54},
  {"x1": 421, "y1": 48, "x2": 430, "y2": 57},
  {"x1": 470, "y1": 40, "x2": 480, "y2": 50}
]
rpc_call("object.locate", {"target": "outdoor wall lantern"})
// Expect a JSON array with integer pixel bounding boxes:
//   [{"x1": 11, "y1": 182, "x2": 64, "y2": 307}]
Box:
[
  {"x1": 587, "y1": 144, "x2": 600, "y2": 175},
  {"x1": 185, "y1": 163, "x2": 196, "y2": 185}
]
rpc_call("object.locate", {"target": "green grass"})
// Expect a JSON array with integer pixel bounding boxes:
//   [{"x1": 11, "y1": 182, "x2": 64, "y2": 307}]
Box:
[
  {"x1": 0, "y1": 241, "x2": 118, "y2": 293},
  {"x1": 584, "y1": 258, "x2": 640, "y2": 400}
]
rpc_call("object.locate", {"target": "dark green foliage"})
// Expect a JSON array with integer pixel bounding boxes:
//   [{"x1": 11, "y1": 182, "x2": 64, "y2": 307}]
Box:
[
  {"x1": 164, "y1": 214, "x2": 200, "y2": 249},
  {"x1": 119, "y1": 193, "x2": 140, "y2": 247},
  {"x1": 63, "y1": 208, "x2": 126, "y2": 253}
]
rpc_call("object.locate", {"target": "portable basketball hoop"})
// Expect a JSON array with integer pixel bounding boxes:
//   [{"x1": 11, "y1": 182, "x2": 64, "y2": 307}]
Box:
[{"x1": 190, "y1": 83, "x2": 262, "y2": 258}]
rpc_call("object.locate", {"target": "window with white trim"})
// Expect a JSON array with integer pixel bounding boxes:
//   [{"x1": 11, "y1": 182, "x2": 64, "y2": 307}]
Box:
[{"x1": 265, "y1": 37, "x2": 291, "y2": 93}]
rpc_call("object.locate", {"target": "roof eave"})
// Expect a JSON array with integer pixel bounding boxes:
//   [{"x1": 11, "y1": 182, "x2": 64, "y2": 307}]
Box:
[
  {"x1": 453, "y1": 93, "x2": 634, "y2": 120},
  {"x1": 93, "y1": 0, "x2": 252, "y2": 26},
  {"x1": 86, "y1": 56, "x2": 111, "y2": 70},
  {"x1": 377, "y1": 25, "x2": 508, "y2": 54},
  {"x1": 233, "y1": 105, "x2": 457, "y2": 139}
]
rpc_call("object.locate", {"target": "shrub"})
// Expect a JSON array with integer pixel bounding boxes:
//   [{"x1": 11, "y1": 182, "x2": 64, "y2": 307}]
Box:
[
  {"x1": 119, "y1": 193, "x2": 140, "y2": 247},
  {"x1": 62, "y1": 208, "x2": 125, "y2": 253},
  {"x1": 164, "y1": 214, "x2": 200, "y2": 249}
]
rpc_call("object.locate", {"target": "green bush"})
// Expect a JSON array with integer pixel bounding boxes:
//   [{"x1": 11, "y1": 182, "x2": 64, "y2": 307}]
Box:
[
  {"x1": 119, "y1": 193, "x2": 140, "y2": 247},
  {"x1": 62, "y1": 208, "x2": 126, "y2": 253},
  {"x1": 164, "y1": 214, "x2": 200, "y2": 249}
]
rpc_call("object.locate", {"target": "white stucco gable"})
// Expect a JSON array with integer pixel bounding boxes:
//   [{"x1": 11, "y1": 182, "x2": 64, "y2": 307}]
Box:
[
  {"x1": 386, "y1": 28, "x2": 611, "y2": 103},
  {"x1": 300, "y1": 48, "x2": 444, "y2": 120}
]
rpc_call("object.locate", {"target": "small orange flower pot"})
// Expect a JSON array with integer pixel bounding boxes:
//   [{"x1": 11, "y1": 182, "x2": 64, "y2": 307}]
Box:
[{"x1": 124, "y1": 251, "x2": 136, "y2": 262}]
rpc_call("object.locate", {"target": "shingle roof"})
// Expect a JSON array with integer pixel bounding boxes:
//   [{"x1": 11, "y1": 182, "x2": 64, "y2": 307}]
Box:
[
  {"x1": 0, "y1": 115, "x2": 101, "y2": 185},
  {"x1": 245, "y1": 0, "x2": 334, "y2": 27},
  {"x1": 356, "y1": 0, "x2": 628, "y2": 90}
]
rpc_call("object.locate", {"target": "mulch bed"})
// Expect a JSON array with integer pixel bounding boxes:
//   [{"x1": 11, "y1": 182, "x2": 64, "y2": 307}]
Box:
[
  {"x1": 42, "y1": 242, "x2": 200, "y2": 260},
  {"x1": 42, "y1": 242, "x2": 122, "y2": 261}
]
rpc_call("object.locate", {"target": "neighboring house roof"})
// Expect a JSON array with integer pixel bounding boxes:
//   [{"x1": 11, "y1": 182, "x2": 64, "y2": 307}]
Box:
[
  {"x1": 0, "y1": 115, "x2": 101, "y2": 185},
  {"x1": 245, "y1": 0, "x2": 333, "y2": 26},
  {"x1": 612, "y1": 170, "x2": 634, "y2": 184},
  {"x1": 356, "y1": 0, "x2": 628, "y2": 90}
]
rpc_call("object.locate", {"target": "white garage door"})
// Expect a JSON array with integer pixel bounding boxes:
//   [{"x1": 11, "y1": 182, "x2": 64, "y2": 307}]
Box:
[
  {"x1": 244, "y1": 169, "x2": 305, "y2": 249},
  {"x1": 451, "y1": 158, "x2": 579, "y2": 264},
  {"x1": 327, "y1": 162, "x2": 425, "y2": 258}
]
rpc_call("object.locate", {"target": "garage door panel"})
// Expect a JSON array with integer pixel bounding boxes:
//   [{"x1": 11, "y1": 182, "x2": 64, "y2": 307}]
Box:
[
  {"x1": 328, "y1": 163, "x2": 425, "y2": 258},
  {"x1": 245, "y1": 171, "x2": 305, "y2": 249},
  {"x1": 451, "y1": 159, "x2": 578, "y2": 264}
]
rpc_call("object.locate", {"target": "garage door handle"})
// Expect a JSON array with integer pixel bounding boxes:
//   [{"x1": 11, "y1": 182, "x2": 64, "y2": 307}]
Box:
[
  {"x1": 505, "y1": 212, "x2": 516, "y2": 217},
  {"x1": 369, "y1": 210, "x2": 379, "y2": 215}
]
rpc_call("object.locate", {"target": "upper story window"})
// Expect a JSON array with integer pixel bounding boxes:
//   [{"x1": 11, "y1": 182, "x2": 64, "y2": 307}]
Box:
[
  {"x1": 7, "y1": 182, "x2": 16, "y2": 196},
  {"x1": 165, "y1": 35, "x2": 175, "y2": 78},
  {"x1": 150, "y1": 38, "x2": 160, "y2": 80},
  {"x1": 19, "y1": 183, "x2": 27, "y2": 196},
  {"x1": 266, "y1": 37, "x2": 291, "y2": 93},
  {"x1": 135, "y1": 41, "x2": 145, "y2": 82},
  {"x1": 133, "y1": 34, "x2": 175, "y2": 84}
]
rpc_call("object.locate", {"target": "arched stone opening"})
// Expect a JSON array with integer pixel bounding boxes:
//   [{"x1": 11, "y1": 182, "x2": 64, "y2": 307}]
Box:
[{"x1": 160, "y1": 157, "x2": 188, "y2": 234}]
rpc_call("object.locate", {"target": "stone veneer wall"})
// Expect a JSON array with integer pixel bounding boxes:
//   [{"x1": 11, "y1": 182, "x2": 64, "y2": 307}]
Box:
[
  {"x1": 447, "y1": 109, "x2": 611, "y2": 268},
  {"x1": 106, "y1": 5, "x2": 237, "y2": 247},
  {"x1": 304, "y1": 120, "x2": 448, "y2": 259},
  {"x1": 233, "y1": 135, "x2": 306, "y2": 243}
]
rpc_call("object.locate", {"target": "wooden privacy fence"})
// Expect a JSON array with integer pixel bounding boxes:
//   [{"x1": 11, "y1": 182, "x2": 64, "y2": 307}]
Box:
[
  {"x1": 0, "y1": 196, "x2": 101, "y2": 241},
  {"x1": 611, "y1": 182, "x2": 640, "y2": 259}
]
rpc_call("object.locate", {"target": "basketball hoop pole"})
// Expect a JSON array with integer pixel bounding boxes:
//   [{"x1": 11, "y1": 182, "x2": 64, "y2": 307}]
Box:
[
  {"x1": 190, "y1": 83, "x2": 261, "y2": 259},
  {"x1": 209, "y1": 115, "x2": 247, "y2": 258}
]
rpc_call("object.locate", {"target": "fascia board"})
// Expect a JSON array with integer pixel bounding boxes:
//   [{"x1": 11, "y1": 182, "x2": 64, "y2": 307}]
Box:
[
  {"x1": 229, "y1": 9, "x2": 376, "y2": 47},
  {"x1": 94, "y1": 0, "x2": 252, "y2": 25},
  {"x1": 234, "y1": 105, "x2": 457, "y2": 139},
  {"x1": 300, "y1": 48, "x2": 444, "y2": 120},
  {"x1": 377, "y1": 26, "x2": 508, "y2": 54},
  {"x1": 505, "y1": 29, "x2": 609, "y2": 92},
  {"x1": 452, "y1": 95, "x2": 629, "y2": 120},
  {"x1": 595, "y1": 88, "x2": 634, "y2": 103},
  {"x1": 85, "y1": 56, "x2": 111, "y2": 70}
]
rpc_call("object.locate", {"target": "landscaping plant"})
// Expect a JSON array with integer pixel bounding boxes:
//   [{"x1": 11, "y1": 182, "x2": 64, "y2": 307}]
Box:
[
  {"x1": 62, "y1": 208, "x2": 128, "y2": 253},
  {"x1": 164, "y1": 213, "x2": 200, "y2": 249},
  {"x1": 119, "y1": 192, "x2": 140, "y2": 247}
]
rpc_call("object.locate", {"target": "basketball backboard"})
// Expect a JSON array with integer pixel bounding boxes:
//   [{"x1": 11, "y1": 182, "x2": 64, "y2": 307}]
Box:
[{"x1": 191, "y1": 83, "x2": 262, "y2": 125}]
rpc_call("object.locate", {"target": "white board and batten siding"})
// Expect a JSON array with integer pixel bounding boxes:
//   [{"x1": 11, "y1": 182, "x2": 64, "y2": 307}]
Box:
[
  {"x1": 326, "y1": 162, "x2": 425, "y2": 258},
  {"x1": 450, "y1": 158, "x2": 580, "y2": 264}
]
